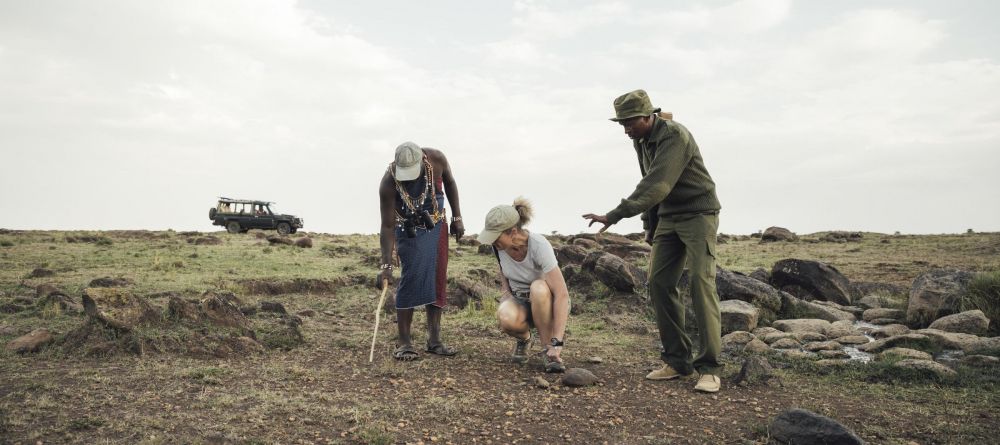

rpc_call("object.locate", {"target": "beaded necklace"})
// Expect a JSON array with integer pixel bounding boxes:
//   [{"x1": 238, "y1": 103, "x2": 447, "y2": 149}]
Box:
[{"x1": 388, "y1": 157, "x2": 439, "y2": 221}]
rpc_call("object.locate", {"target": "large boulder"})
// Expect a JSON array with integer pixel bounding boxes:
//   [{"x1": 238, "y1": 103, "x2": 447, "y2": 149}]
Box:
[
  {"x1": 856, "y1": 334, "x2": 932, "y2": 354},
  {"x1": 771, "y1": 259, "x2": 852, "y2": 305},
  {"x1": 824, "y1": 320, "x2": 863, "y2": 339},
  {"x1": 715, "y1": 267, "x2": 782, "y2": 316},
  {"x1": 761, "y1": 227, "x2": 798, "y2": 243},
  {"x1": 720, "y1": 300, "x2": 759, "y2": 334},
  {"x1": 781, "y1": 293, "x2": 856, "y2": 322},
  {"x1": 927, "y1": 310, "x2": 990, "y2": 335},
  {"x1": 907, "y1": 269, "x2": 973, "y2": 326},
  {"x1": 769, "y1": 408, "x2": 863, "y2": 445},
  {"x1": 582, "y1": 252, "x2": 644, "y2": 293}
]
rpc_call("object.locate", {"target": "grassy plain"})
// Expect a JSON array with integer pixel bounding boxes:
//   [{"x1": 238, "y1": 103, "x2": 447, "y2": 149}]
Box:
[{"x1": 0, "y1": 229, "x2": 998, "y2": 444}]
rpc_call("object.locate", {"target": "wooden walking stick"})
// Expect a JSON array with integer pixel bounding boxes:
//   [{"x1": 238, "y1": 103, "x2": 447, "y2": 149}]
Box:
[{"x1": 369, "y1": 278, "x2": 390, "y2": 362}]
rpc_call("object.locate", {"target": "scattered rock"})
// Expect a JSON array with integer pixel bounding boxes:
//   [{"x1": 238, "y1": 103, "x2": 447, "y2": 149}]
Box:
[
  {"x1": 296, "y1": 309, "x2": 316, "y2": 318},
  {"x1": 716, "y1": 268, "x2": 783, "y2": 315},
  {"x1": 869, "y1": 318, "x2": 903, "y2": 325},
  {"x1": 586, "y1": 356, "x2": 603, "y2": 364},
  {"x1": 781, "y1": 294, "x2": 856, "y2": 322},
  {"x1": 554, "y1": 244, "x2": 588, "y2": 266},
  {"x1": 916, "y1": 329, "x2": 1000, "y2": 356},
  {"x1": 260, "y1": 301, "x2": 288, "y2": 314},
  {"x1": 761, "y1": 227, "x2": 798, "y2": 243},
  {"x1": 561, "y1": 368, "x2": 599, "y2": 387},
  {"x1": 856, "y1": 334, "x2": 931, "y2": 354},
  {"x1": 266, "y1": 236, "x2": 294, "y2": 246},
  {"x1": 88, "y1": 277, "x2": 133, "y2": 288},
  {"x1": 770, "y1": 338, "x2": 801, "y2": 349},
  {"x1": 477, "y1": 244, "x2": 494, "y2": 255},
  {"x1": 5, "y1": 329, "x2": 54, "y2": 353},
  {"x1": 192, "y1": 236, "x2": 222, "y2": 245},
  {"x1": 721, "y1": 331, "x2": 756, "y2": 346},
  {"x1": 743, "y1": 338, "x2": 771, "y2": 354},
  {"x1": 907, "y1": 269, "x2": 973, "y2": 326},
  {"x1": 748, "y1": 268, "x2": 770, "y2": 283},
  {"x1": 583, "y1": 252, "x2": 644, "y2": 293},
  {"x1": 863, "y1": 308, "x2": 905, "y2": 322},
  {"x1": 762, "y1": 332, "x2": 796, "y2": 344},
  {"x1": 836, "y1": 336, "x2": 870, "y2": 345},
  {"x1": 534, "y1": 376, "x2": 551, "y2": 389},
  {"x1": 870, "y1": 324, "x2": 910, "y2": 339},
  {"x1": 771, "y1": 259, "x2": 852, "y2": 305},
  {"x1": 893, "y1": 359, "x2": 957, "y2": 378},
  {"x1": 824, "y1": 320, "x2": 863, "y2": 339},
  {"x1": 752, "y1": 327, "x2": 781, "y2": 338},
  {"x1": 795, "y1": 332, "x2": 828, "y2": 343},
  {"x1": 772, "y1": 319, "x2": 831, "y2": 335},
  {"x1": 960, "y1": 355, "x2": 999, "y2": 367},
  {"x1": 819, "y1": 231, "x2": 863, "y2": 243},
  {"x1": 803, "y1": 341, "x2": 843, "y2": 352},
  {"x1": 720, "y1": 299, "x2": 759, "y2": 334},
  {"x1": 817, "y1": 350, "x2": 850, "y2": 359},
  {"x1": 879, "y1": 347, "x2": 932, "y2": 361},
  {"x1": 28, "y1": 268, "x2": 55, "y2": 278},
  {"x1": 928, "y1": 310, "x2": 990, "y2": 335},
  {"x1": 732, "y1": 356, "x2": 779, "y2": 387},
  {"x1": 294, "y1": 237, "x2": 313, "y2": 248},
  {"x1": 769, "y1": 408, "x2": 863, "y2": 445}
]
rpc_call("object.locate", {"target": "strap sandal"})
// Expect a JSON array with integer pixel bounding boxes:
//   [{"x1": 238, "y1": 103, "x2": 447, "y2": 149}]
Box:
[
  {"x1": 392, "y1": 344, "x2": 420, "y2": 361},
  {"x1": 542, "y1": 350, "x2": 566, "y2": 373},
  {"x1": 425, "y1": 342, "x2": 458, "y2": 357},
  {"x1": 512, "y1": 333, "x2": 531, "y2": 363}
]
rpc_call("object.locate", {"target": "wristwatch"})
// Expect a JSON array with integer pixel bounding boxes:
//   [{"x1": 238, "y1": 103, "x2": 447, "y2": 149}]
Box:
[{"x1": 550, "y1": 338, "x2": 564, "y2": 347}]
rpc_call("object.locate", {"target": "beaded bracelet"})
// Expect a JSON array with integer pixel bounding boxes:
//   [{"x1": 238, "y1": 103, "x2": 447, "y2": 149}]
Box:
[
  {"x1": 379, "y1": 263, "x2": 394, "y2": 271},
  {"x1": 451, "y1": 216, "x2": 462, "y2": 222}
]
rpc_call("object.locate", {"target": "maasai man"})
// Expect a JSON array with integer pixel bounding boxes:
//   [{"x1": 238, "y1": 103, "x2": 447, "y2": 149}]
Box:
[{"x1": 378, "y1": 141, "x2": 465, "y2": 360}]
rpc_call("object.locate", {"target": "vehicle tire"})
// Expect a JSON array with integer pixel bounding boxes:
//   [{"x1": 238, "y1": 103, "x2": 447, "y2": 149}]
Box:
[
  {"x1": 277, "y1": 222, "x2": 291, "y2": 236},
  {"x1": 209, "y1": 208, "x2": 217, "y2": 220},
  {"x1": 226, "y1": 221, "x2": 241, "y2": 234}
]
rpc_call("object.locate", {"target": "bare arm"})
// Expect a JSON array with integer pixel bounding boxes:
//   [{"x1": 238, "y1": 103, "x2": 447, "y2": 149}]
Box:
[
  {"x1": 428, "y1": 148, "x2": 465, "y2": 242},
  {"x1": 378, "y1": 173, "x2": 397, "y2": 286}
]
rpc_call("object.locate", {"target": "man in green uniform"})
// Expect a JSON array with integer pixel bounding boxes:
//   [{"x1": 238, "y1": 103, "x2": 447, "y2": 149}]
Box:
[{"x1": 583, "y1": 89, "x2": 723, "y2": 393}]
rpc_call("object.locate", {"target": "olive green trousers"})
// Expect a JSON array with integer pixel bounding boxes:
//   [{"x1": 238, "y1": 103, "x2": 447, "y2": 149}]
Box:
[{"x1": 648, "y1": 212, "x2": 722, "y2": 375}]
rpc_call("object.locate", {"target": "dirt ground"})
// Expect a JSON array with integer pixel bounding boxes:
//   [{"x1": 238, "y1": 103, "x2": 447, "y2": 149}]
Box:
[{"x1": 1, "y1": 230, "x2": 998, "y2": 444}]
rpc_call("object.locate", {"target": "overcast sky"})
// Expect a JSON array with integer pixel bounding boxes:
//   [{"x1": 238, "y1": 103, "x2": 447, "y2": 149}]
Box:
[{"x1": 2, "y1": 0, "x2": 998, "y2": 236}]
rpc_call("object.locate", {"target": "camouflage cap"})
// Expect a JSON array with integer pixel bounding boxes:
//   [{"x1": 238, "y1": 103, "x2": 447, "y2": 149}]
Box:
[{"x1": 610, "y1": 89, "x2": 661, "y2": 122}]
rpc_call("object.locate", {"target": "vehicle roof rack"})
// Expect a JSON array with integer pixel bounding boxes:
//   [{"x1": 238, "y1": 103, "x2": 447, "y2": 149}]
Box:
[{"x1": 218, "y1": 197, "x2": 275, "y2": 205}]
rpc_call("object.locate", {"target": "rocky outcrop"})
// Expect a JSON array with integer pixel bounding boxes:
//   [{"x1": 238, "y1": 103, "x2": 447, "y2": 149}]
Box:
[
  {"x1": 907, "y1": 269, "x2": 973, "y2": 326},
  {"x1": 856, "y1": 334, "x2": 932, "y2": 354},
  {"x1": 878, "y1": 347, "x2": 932, "y2": 361},
  {"x1": 554, "y1": 244, "x2": 588, "y2": 266},
  {"x1": 916, "y1": 329, "x2": 1000, "y2": 356},
  {"x1": 771, "y1": 259, "x2": 852, "y2": 305},
  {"x1": 720, "y1": 299, "x2": 759, "y2": 334},
  {"x1": 769, "y1": 408, "x2": 863, "y2": 445},
  {"x1": 927, "y1": 310, "x2": 990, "y2": 335}
]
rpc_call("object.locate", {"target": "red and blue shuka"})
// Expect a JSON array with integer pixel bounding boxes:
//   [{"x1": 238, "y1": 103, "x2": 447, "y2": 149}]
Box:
[{"x1": 393, "y1": 173, "x2": 448, "y2": 310}]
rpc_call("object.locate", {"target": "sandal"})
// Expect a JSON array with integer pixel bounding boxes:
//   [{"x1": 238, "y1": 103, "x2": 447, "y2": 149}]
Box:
[
  {"x1": 425, "y1": 342, "x2": 458, "y2": 357},
  {"x1": 393, "y1": 344, "x2": 420, "y2": 361}
]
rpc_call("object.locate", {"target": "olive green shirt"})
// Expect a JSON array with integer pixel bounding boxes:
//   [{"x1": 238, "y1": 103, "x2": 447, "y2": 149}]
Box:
[{"x1": 606, "y1": 116, "x2": 720, "y2": 227}]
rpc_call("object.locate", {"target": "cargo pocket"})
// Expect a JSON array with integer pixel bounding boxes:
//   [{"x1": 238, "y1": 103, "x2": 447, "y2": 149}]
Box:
[{"x1": 705, "y1": 236, "x2": 717, "y2": 259}]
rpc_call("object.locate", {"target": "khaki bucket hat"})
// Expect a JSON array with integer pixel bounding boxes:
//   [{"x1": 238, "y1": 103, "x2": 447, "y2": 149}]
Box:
[
  {"x1": 610, "y1": 89, "x2": 661, "y2": 122},
  {"x1": 477, "y1": 205, "x2": 520, "y2": 245},
  {"x1": 394, "y1": 142, "x2": 423, "y2": 181}
]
